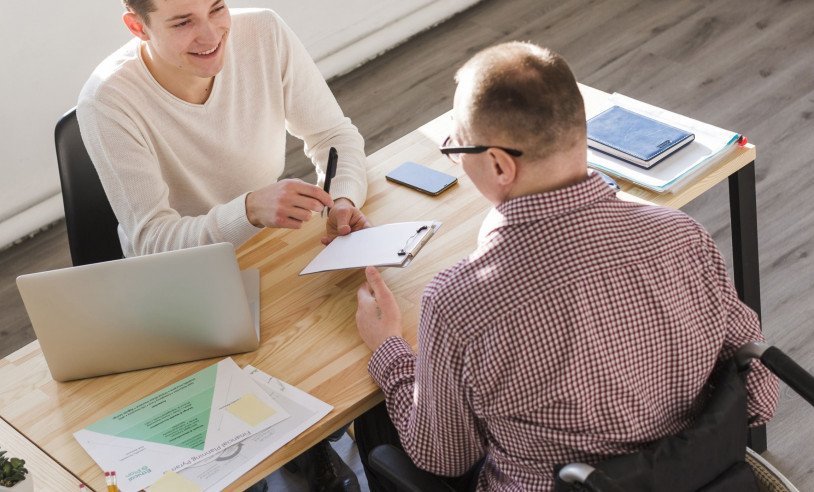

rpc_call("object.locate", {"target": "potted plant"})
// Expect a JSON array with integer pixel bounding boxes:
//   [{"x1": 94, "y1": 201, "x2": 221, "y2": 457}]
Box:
[{"x1": 0, "y1": 450, "x2": 31, "y2": 492}]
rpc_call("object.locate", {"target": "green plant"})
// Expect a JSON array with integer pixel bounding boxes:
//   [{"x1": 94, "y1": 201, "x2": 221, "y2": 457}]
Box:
[{"x1": 0, "y1": 450, "x2": 29, "y2": 487}]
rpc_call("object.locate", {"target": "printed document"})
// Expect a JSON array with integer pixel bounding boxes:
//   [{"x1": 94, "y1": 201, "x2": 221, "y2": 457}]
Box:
[{"x1": 74, "y1": 359, "x2": 332, "y2": 491}]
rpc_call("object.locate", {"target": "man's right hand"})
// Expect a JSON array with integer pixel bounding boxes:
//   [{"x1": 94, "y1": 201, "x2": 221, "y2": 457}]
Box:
[
  {"x1": 245, "y1": 179, "x2": 333, "y2": 229},
  {"x1": 356, "y1": 266, "x2": 404, "y2": 352}
]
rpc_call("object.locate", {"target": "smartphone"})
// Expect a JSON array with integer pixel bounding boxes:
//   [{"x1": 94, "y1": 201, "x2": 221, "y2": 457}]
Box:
[{"x1": 385, "y1": 161, "x2": 457, "y2": 196}]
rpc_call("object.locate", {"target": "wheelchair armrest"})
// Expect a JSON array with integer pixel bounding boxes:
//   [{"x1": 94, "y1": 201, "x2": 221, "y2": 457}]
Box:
[
  {"x1": 737, "y1": 343, "x2": 814, "y2": 406},
  {"x1": 558, "y1": 463, "x2": 626, "y2": 492},
  {"x1": 368, "y1": 444, "x2": 454, "y2": 492}
]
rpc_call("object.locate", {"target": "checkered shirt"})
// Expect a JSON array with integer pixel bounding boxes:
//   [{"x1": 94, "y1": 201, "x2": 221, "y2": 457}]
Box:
[{"x1": 368, "y1": 172, "x2": 778, "y2": 491}]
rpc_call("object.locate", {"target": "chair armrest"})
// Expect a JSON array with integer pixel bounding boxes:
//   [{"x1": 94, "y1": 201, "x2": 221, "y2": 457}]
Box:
[
  {"x1": 557, "y1": 463, "x2": 626, "y2": 492},
  {"x1": 368, "y1": 444, "x2": 454, "y2": 492},
  {"x1": 737, "y1": 343, "x2": 814, "y2": 406}
]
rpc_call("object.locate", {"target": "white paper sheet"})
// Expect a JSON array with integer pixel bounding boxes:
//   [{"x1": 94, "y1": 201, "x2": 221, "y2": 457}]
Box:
[
  {"x1": 74, "y1": 358, "x2": 290, "y2": 492},
  {"x1": 300, "y1": 221, "x2": 442, "y2": 275},
  {"x1": 172, "y1": 365, "x2": 334, "y2": 491}
]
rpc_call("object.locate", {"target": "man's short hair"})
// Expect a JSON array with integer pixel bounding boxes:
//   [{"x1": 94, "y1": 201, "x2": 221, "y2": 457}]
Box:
[
  {"x1": 123, "y1": 0, "x2": 156, "y2": 24},
  {"x1": 455, "y1": 42, "x2": 586, "y2": 161}
]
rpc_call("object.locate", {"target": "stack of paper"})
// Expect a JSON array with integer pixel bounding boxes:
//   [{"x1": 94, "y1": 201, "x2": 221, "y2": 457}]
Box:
[
  {"x1": 75, "y1": 358, "x2": 332, "y2": 492},
  {"x1": 586, "y1": 93, "x2": 740, "y2": 193}
]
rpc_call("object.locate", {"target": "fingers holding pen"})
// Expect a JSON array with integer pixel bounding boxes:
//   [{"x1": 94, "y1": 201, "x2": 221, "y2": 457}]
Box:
[{"x1": 246, "y1": 179, "x2": 333, "y2": 229}]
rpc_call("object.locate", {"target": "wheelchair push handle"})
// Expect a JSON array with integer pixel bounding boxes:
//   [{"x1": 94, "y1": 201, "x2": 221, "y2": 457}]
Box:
[{"x1": 737, "y1": 342, "x2": 814, "y2": 407}]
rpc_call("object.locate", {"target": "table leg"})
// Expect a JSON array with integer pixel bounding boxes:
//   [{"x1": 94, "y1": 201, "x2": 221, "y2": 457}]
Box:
[{"x1": 728, "y1": 160, "x2": 767, "y2": 453}]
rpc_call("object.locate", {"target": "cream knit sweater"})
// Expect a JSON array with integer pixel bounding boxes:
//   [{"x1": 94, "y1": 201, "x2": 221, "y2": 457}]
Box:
[{"x1": 77, "y1": 9, "x2": 367, "y2": 257}]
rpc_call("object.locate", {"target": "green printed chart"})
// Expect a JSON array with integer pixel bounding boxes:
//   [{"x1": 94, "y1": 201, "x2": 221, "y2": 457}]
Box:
[{"x1": 75, "y1": 358, "x2": 288, "y2": 492}]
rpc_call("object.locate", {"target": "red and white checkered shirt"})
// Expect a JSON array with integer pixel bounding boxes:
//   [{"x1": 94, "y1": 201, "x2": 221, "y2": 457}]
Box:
[{"x1": 368, "y1": 172, "x2": 778, "y2": 491}]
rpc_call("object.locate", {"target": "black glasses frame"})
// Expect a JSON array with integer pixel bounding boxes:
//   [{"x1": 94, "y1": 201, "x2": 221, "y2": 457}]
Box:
[{"x1": 439, "y1": 136, "x2": 523, "y2": 163}]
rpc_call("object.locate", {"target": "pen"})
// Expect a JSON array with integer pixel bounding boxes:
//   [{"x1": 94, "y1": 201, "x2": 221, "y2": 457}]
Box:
[{"x1": 322, "y1": 147, "x2": 338, "y2": 218}]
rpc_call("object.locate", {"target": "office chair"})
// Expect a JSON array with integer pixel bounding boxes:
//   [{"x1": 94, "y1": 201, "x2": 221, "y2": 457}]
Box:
[
  {"x1": 368, "y1": 343, "x2": 811, "y2": 492},
  {"x1": 55, "y1": 108, "x2": 123, "y2": 266}
]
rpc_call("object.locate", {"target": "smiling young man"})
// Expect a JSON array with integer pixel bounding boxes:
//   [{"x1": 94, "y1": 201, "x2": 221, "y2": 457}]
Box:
[
  {"x1": 353, "y1": 42, "x2": 778, "y2": 491},
  {"x1": 78, "y1": 0, "x2": 370, "y2": 258},
  {"x1": 77, "y1": 1, "x2": 367, "y2": 491},
  {"x1": 124, "y1": 0, "x2": 230, "y2": 104}
]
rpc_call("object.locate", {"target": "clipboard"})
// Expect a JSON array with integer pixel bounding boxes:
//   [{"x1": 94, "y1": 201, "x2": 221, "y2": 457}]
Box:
[{"x1": 299, "y1": 221, "x2": 442, "y2": 275}]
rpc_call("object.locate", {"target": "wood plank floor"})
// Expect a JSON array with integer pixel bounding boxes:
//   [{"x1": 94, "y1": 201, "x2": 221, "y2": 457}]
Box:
[{"x1": 3, "y1": 0, "x2": 813, "y2": 488}]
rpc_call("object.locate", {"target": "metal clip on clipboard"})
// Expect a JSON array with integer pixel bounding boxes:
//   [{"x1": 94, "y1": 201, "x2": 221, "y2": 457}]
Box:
[{"x1": 396, "y1": 222, "x2": 439, "y2": 267}]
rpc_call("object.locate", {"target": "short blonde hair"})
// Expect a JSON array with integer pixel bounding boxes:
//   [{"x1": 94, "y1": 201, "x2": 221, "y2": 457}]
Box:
[{"x1": 455, "y1": 42, "x2": 586, "y2": 161}]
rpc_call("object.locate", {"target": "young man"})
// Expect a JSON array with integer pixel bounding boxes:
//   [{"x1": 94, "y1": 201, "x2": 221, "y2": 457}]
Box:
[
  {"x1": 77, "y1": 1, "x2": 367, "y2": 490},
  {"x1": 354, "y1": 42, "x2": 778, "y2": 491},
  {"x1": 78, "y1": 0, "x2": 370, "y2": 257}
]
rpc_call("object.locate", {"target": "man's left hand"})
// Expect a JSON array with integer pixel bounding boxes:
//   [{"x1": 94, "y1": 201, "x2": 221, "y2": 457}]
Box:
[{"x1": 323, "y1": 198, "x2": 372, "y2": 244}]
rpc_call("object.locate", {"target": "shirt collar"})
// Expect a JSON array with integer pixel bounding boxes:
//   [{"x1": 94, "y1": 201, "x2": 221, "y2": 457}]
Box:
[{"x1": 477, "y1": 171, "x2": 617, "y2": 245}]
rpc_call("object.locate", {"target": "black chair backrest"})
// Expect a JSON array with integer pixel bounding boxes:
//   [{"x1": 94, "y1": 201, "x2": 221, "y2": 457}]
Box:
[{"x1": 55, "y1": 108, "x2": 123, "y2": 266}]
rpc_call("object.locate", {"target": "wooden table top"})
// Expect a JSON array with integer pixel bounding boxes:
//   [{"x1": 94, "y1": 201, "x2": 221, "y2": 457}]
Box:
[
  {"x1": 0, "y1": 416, "x2": 81, "y2": 489},
  {"x1": 0, "y1": 86, "x2": 756, "y2": 491}
]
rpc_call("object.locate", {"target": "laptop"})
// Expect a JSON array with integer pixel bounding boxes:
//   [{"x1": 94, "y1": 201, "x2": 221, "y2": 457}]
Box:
[{"x1": 16, "y1": 242, "x2": 260, "y2": 381}]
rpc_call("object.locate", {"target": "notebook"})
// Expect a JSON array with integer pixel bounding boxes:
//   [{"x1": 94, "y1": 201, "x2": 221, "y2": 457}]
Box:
[
  {"x1": 16, "y1": 242, "x2": 260, "y2": 381},
  {"x1": 587, "y1": 105, "x2": 695, "y2": 168}
]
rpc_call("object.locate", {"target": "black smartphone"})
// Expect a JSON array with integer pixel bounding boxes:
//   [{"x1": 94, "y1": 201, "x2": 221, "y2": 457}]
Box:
[{"x1": 385, "y1": 161, "x2": 457, "y2": 196}]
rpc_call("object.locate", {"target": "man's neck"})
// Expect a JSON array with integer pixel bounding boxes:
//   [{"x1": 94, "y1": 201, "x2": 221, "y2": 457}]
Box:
[
  {"x1": 140, "y1": 43, "x2": 215, "y2": 104},
  {"x1": 506, "y1": 146, "x2": 589, "y2": 201}
]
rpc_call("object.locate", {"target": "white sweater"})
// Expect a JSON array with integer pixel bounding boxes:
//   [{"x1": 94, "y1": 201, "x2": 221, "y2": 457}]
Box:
[{"x1": 77, "y1": 8, "x2": 367, "y2": 257}]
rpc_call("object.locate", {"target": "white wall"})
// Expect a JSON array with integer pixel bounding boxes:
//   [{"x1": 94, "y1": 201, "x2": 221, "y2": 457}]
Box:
[{"x1": 0, "y1": 0, "x2": 478, "y2": 249}]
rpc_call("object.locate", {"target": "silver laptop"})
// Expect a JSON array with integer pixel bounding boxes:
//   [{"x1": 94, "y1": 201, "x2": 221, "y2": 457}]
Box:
[{"x1": 16, "y1": 242, "x2": 260, "y2": 381}]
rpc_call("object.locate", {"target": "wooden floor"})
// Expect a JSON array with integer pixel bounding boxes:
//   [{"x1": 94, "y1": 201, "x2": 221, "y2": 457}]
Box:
[{"x1": 3, "y1": 0, "x2": 814, "y2": 488}]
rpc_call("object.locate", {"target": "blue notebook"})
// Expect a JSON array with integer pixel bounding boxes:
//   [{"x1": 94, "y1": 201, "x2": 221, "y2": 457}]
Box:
[{"x1": 587, "y1": 106, "x2": 695, "y2": 168}]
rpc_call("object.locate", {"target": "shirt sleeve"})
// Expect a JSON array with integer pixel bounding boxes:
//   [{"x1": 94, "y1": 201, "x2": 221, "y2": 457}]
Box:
[
  {"x1": 270, "y1": 10, "x2": 368, "y2": 208},
  {"x1": 703, "y1": 232, "x2": 778, "y2": 425},
  {"x1": 368, "y1": 291, "x2": 485, "y2": 476},
  {"x1": 77, "y1": 101, "x2": 262, "y2": 257}
]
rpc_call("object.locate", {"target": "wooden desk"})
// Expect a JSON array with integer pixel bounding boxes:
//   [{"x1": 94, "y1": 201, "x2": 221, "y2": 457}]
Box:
[
  {"x1": 0, "y1": 86, "x2": 760, "y2": 490},
  {"x1": 0, "y1": 416, "x2": 81, "y2": 489}
]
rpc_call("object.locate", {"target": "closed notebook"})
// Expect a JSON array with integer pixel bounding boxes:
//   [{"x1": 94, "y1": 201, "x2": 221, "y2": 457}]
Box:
[{"x1": 587, "y1": 106, "x2": 695, "y2": 168}]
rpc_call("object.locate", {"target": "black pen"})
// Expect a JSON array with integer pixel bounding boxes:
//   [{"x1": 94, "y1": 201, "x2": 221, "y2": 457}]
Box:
[{"x1": 322, "y1": 147, "x2": 338, "y2": 217}]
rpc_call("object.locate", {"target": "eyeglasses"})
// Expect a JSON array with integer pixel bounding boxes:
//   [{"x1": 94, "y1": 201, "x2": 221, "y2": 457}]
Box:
[{"x1": 439, "y1": 135, "x2": 523, "y2": 164}]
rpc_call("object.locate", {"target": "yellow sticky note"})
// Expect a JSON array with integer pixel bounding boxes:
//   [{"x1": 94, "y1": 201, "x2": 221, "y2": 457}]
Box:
[
  {"x1": 227, "y1": 392, "x2": 277, "y2": 426},
  {"x1": 148, "y1": 471, "x2": 203, "y2": 492}
]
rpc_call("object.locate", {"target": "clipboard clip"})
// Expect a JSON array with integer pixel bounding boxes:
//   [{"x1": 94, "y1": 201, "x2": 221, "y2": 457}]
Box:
[{"x1": 398, "y1": 225, "x2": 430, "y2": 257}]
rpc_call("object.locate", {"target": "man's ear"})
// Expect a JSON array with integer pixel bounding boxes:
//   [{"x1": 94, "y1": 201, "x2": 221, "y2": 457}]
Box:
[
  {"x1": 123, "y1": 11, "x2": 149, "y2": 40},
  {"x1": 489, "y1": 148, "x2": 518, "y2": 187}
]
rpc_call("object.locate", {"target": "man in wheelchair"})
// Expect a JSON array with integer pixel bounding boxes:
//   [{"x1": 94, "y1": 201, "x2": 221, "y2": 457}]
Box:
[{"x1": 353, "y1": 42, "x2": 778, "y2": 491}]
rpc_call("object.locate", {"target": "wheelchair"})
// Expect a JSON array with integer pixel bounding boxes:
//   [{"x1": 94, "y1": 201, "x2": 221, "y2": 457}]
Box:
[{"x1": 368, "y1": 342, "x2": 813, "y2": 492}]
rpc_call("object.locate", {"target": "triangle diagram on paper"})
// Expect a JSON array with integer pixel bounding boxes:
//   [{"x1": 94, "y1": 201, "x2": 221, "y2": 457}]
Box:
[{"x1": 86, "y1": 364, "x2": 217, "y2": 451}]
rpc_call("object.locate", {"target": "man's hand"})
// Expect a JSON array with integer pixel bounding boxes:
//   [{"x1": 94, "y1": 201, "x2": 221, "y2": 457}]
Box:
[
  {"x1": 245, "y1": 179, "x2": 332, "y2": 229},
  {"x1": 323, "y1": 198, "x2": 372, "y2": 245},
  {"x1": 356, "y1": 266, "x2": 403, "y2": 352}
]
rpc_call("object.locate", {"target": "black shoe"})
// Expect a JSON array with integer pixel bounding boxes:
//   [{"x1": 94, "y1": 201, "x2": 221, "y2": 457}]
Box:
[{"x1": 283, "y1": 439, "x2": 360, "y2": 492}]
